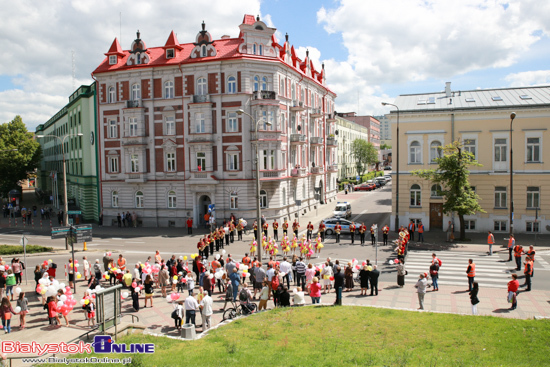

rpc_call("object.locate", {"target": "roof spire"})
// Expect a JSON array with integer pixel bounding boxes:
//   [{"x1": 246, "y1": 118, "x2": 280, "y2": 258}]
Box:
[
  {"x1": 285, "y1": 33, "x2": 288, "y2": 42},
  {"x1": 201, "y1": 21, "x2": 205, "y2": 31},
  {"x1": 306, "y1": 49, "x2": 309, "y2": 57},
  {"x1": 136, "y1": 30, "x2": 140, "y2": 40},
  {"x1": 256, "y1": 15, "x2": 260, "y2": 21}
]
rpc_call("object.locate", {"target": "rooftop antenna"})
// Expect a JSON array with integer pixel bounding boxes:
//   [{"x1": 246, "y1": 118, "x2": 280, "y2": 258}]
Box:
[{"x1": 71, "y1": 50, "x2": 75, "y2": 91}]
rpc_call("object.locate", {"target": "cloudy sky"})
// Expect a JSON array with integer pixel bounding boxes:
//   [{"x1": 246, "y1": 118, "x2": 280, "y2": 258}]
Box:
[{"x1": 1, "y1": 0, "x2": 549, "y2": 130}]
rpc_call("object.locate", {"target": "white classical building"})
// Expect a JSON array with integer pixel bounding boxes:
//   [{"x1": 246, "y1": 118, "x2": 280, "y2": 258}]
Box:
[
  {"x1": 92, "y1": 15, "x2": 338, "y2": 227},
  {"x1": 334, "y1": 115, "x2": 369, "y2": 179}
]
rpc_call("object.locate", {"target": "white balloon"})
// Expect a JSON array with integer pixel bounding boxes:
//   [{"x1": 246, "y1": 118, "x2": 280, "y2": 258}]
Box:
[
  {"x1": 122, "y1": 292, "x2": 129, "y2": 299},
  {"x1": 208, "y1": 274, "x2": 214, "y2": 279},
  {"x1": 166, "y1": 295, "x2": 172, "y2": 302},
  {"x1": 215, "y1": 254, "x2": 220, "y2": 260},
  {"x1": 59, "y1": 283, "x2": 66, "y2": 290},
  {"x1": 38, "y1": 279, "x2": 46, "y2": 285},
  {"x1": 60, "y1": 295, "x2": 67, "y2": 302},
  {"x1": 179, "y1": 256, "x2": 183, "y2": 260},
  {"x1": 80, "y1": 299, "x2": 86, "y2": 305},
  {"x1": 214, "y1": 272, "x2": 223, "y2": 279},
  {"x1": 57, "y1": 301, "x2": 64, "y2": 307},
  {"x1": 0, "y1": 266, "x2": 4, "y2": 272},
  {"x1": 14, "y1": 306, "x2": 21, "y2": 313},
  {"x1": 52, "y1": 280, "x2": 60, "y2": 287},
  {"x1": 15, "y1": 287, "x2": 22, "y2": 294},
  {"x1": 222, "y1": 250, "x2": 226, "y2": 255},
  {"x1": 173, "y1": 280, "x2": 177, "y2": 284},
  {"x1": 86, "y1": 289, "x2": 92, "y2": 294}
]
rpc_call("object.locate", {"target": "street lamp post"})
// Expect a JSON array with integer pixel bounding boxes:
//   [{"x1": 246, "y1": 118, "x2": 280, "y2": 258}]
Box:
[
  {"x1": 381, "y1": 102, "x2": 400, "y2": 232},
  {"x1": 236, "y1": 109, "x2": 271, "y2": 263},
  {"x1": 509, "y1": 112, "x2": 516, "y2": 236}
]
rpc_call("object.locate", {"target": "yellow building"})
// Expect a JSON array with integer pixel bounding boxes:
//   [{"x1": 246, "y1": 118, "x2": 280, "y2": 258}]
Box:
[{"x1": 386, "y1": 83, "x2": 549, "y2": 234}]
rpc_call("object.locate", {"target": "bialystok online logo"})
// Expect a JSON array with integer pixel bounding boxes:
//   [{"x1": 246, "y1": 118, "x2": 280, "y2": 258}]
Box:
[{"x1": 1, "y1": 336, "x2": 155, "y2": 355}]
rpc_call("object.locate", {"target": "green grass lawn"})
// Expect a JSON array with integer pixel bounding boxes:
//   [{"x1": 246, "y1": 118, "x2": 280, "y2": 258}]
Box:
[
  {"x1": 0, "y1": 244, "x2": 53, "y2": 255},
  {"x1": 44, "y1": 306, "x2": 550, "y2": 366}
]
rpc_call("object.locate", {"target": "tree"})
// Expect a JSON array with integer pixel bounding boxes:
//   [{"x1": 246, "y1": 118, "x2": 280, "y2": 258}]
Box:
[
  {"x1": 0, "y1": 116, "x2": 42, "y2": 197},
  {"x1": 351, "y1": 139, "x2": 378, "y2": 177},
  {"x1": 411, "y1": 141, "x2": 485, "y2": 240},
  {"x1": 380, "y1": 143, "x2": 392, "y2": 150}
]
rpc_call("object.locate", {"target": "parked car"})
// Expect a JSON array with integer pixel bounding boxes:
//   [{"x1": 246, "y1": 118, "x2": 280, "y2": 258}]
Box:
[
  {"x1": 375, "y1": 177, "x2": 387, "y2": 186},
  {"x1": 384, "y1": 166, "x2": 392, "y2": 171},
  {"x1": 368, "y1": 179, "x2": 381, "y2": 188},
  {"x1": 384, "y1": 174, "x2": 392, "y2": 181},
  {"x1": 355, "y1": 183, "x2": 375, "y2": 191},
  {"x1": 322, "y1": 218, "x2": 358, "y2": 235},
  {"x1": 333, "y1": 202, "x2": 352, "y2": 219}
]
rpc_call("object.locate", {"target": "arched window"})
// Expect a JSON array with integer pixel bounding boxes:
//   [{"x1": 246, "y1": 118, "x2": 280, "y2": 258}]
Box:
[
  {"x1": 230, "y1": 192, "x2": 238, "y2": 209},
  {"x1": 260, "y1": 189, "x2": 267, "y2": 208},
  {"x1": 410, "y1": 184, "x2": 421, "y2": 207},
  {"x1": 253, "y1": 44, "x2": 257, "y2": 55},
  {"x1": 282, "y1": 187, "x2": 286, "y2": 206},
  {"x1": 108, "y1": 87, "x2": 116, "y2": 103},
  {"x1": 280, "y1": 113, "x2": 286, "y2": 131},
  {"x1": 227, "y1": 76, "x2": 236, "y2": 94},
  {"x1": 168, "y1": 191, "x2": 176, "y2": 208},
  {"x1": 430, "y1": 141, "x2": 442, "y2": 163},
  {"x1": 262, "y1": 77, "x2": 268, "y2": 91},
  {"x1": 431, "y1": 184, "x2": 442, "y2": 198},
  {"x1": 164, "y1": 81, "x2": 174, "y2": 99},
  {"x1": 112, "y1": 191, "x2": 119, "y2": 208},
  {"x1": 253, "y1": 76, "x2": 260, "y2": 92},
  {"x1": 259, "y1": 44, "x2": 263, "y2": 55},
  {"x1": 201, "y1": 45, "x2": 207, "y2": 57},
  {"x1": 135, "y1": 191, "x2": 144, "y2": 208},
  {"x1": 409, "y1": 141, "x2": 421, "y2": 163},
  {"x1": 291, "y1": 83, "x2": 296, "y2": 100},
  {"x1": 197, "y1": 77, "x2": 207, "y2": 95},
  {"x1": 300, "y1": 89, "x2": 304, "y2": 103},
  {"x1": 131, "y1": 84, "x2": 141, "y2": 101}
]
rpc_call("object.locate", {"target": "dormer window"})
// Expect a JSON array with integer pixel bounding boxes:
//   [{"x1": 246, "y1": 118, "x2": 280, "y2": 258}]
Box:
[
  {"x1": 201, "y1": 45, "x2": 207, "y2": 57},
  {"x1": 166, "y1": 49, "x2": 174, "y2": 59},
  {"x1": 109, "y1": 55, "x2": 117, "y2": 65}
]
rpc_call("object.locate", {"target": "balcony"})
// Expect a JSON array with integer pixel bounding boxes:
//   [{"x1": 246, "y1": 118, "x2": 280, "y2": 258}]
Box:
[
  {"x1": 187, "y1": 134, "x2": 215, "y2": 144},
  {"x1": 125, "y1": 173, "x2": 147, "y2": 183},
  {"x1": 126, "y1": 100, "x2": 141, "y2": 108},
  {"x1": 122, "y1": 135, "x2": 148, "y2": 146},
  {"x1": 326, "y1": 137, "x2": 337, "y2": 146},
  {"x1": 310, "y1": 108, "x2": 323, "y2": 118},
  {"x1": 252, "y1": 90, "x2": 277, "y2": 100},
  {"x1": 290, "y1": 134, "x2": 306, "y2": 144},
  {"x1": 251, "y1": 130, "x2": 283, "y2": 141},
  {"x1": 192, "y1": 172, "x2": 208, "y2": 179},
  {"x1": 260, "y1": 170, "x2": 285, "y2": 179},
  {"x1": 327, "y1": 164, "x2": 338, "y2": 172},
  {"x1": 291, "y1": 167, "x2": 307, "y2": 177},
  {"x1": 289, "y1": 100, "x2": 306, "y2": 111},
  {"x1": 311, "y1": 166, "x2": 324, "y2": 174},
  {"x1": 310, "y1": 136, "x2": 324, "y2": 145},
  {"x1": 192, "y1": 94, "x2": 211, "y2": 103}
]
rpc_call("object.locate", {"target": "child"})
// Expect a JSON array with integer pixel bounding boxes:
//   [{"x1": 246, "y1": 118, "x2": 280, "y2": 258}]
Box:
[
  {"x1": 185, "y1": 273, "x2": 195, "y2": 296},
  {"x1": 46, "y1": 296, "x2": 60, "y2": 326},
  {"x1": 85, "y1": 300, "x2": 96, "y2": 327},
  {"x1": 177, "y1": 272, "x2": 186, "y2": 293},
  {"x1": 0, "y1": 297, "x2": 16, "y2": 333},
  {"x1": 17, "y1": 292, "x2": 29, "y2": 329},
  {"x1": 56, "y1": 290, "x2": 70, "y2": 326},
  {"x1": 5, "y1": 270, "x2": 16, "y2": 301}
]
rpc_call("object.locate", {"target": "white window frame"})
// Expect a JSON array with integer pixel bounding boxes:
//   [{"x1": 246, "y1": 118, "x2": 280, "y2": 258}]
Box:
[
  {"x1": 131, "y1": 83, "x2": 141, "y2": 101},
  {"x1": 464, "y1": 219, "x2": 476, "y2": 230},
  {"x1": 430, "y1": 140, "x2": 442, "y2": 163},
  {"x1": 227, "y1": 112, "x2": 238, "y2": 132},
  {"x1": 164, "y1": 81, "x2": 174, "y2": 99},
  {"x1": 130, "y1": 154, "x2": 139, "y2": 173},
  {"x1": 430, "y1": 184, "x2": 442, "y2": 198},
  {"x1": 166, "y1": 152, "x2": 176, "y2": 172},
  {"x1": 526, "y1": 137, "x2": 541, "y2": 163},
  {"x1": 135, "y1": 191, "x2": 144, "y2": 208},
  {"x1": 109, "y1": 156, "x2": 119, "y2": 173},
  {"x1": 260, "y1": 189, "x2": 267, "y2": 208},
  {"x1": 112, "y1": 191, "x2": 119, "y2": 208},
  {"x1": 230, "y1": 192, "x2": 238, "y2": 209},
  {"x1": 228, "y1": 153, "x2": 239, "y2": 171},
  {"x1": 166, "y1": 49, "x2": 174, "y2": 59},
  {"x1": 165, "y1": 116, "x2": 175, "y2": 136},
  {"x1": 409, "y1": 141, "x2": 422, "y2": 163},
  {"x1": 526, "y1": 187, "x2": 540, "y2": 209},
  {"x1": 227, "y1": 76, "x2": 236, "y2": 94},
  {"x1": 494, "y1": 186, "x2": 507, "y2": 208},
  {"x1": 109, "y1": 55, "x2": 117, "y2": 65},
  {"x1": 108, "y1": 87, "x2": 116, "y2": 103},
  {"x1": 262, "y1": 77, "x2": 268, "y2": 91},
  {"x1": 108, "y1": 120, "x2": 117, "y2": 138},
  {"x1": 410, "y1": 184, "x2": 421, "y2": 207},
  {"x1": 463, "y1": 138, "x2": 477, "y2": 159},
  {"x1": 128, "y1": 118, "x2": 138, "y2": 137},
  {"x1": 494, "y1": 138, "x2": 507, "y2": 162},
  {"x1": 168, "y1": 191, "x2": 176, "y2": 208},
  {"x1": 196, "y1": 152, "x2": 206, "y2": 171},
  {"x1": 195, "y1": 113, "x2": 205, "y2": 133},
  {"x1": 253, "y1": 76, "x2": 259, "y2": 92},
  {"x1": 197, "y1": 77, "x2": 207, "y2": 95}
]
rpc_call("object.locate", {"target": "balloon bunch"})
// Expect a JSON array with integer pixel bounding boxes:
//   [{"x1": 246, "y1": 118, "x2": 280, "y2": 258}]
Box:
[
  {"x1": 351, "y1": 258, "x2": 360, "y2": 273},
  {"x1": 166, "y1": 292, "x2": 181, "y2": 302},
  {"x1": 238, "y1": 264, "x2": 251, "y2": 279},
  {"x1": 130, "y1": 281, "x2": 143, "y2": 293},
  {"x1": 37, "y1": 279, "x2": 77, "y2": 316}
]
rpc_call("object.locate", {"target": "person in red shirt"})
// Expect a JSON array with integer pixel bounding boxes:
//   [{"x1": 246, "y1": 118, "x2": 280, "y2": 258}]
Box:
[
  {"x1": 263, "y1": 222, "x2": 269, "y2": 237},
  {"x1": 306, "y1": 222, "x2": 314, "y2": 241},
  {"x1": 382, "y1": 225, "x2": 389, "y2": 246},
  {"x1": 318, "y1": 222, "x2": 326, "y2": 242},
  {"x1": 282, "y1": 220, "x2": 289, "y2": 237},
  {"x1": 335, "y1": 222, "x2": 342, "y2": 244},
  {"x1": 272, "y1": 220, "x2": 279, "y2": 241},
  {"x1": 186, "y1": 217, "x2": 193, "y2": 235},
  {"x1": 349, "y1": 222, "x2": 356, "y2": 245},
  {"x1": 292, "y1": 220, "x2": 300, "y2": 238},
  {"x1": 508, "y1": 274, "x2": 519, "y2": 310},
  {"x1": 359, "y1": 223, "x2": 367, "y2": 245}
]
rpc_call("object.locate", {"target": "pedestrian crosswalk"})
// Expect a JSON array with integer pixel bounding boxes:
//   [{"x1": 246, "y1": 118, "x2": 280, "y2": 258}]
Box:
[{"x1": 390, "y1": 251, "x2": 513, "y2": 289}]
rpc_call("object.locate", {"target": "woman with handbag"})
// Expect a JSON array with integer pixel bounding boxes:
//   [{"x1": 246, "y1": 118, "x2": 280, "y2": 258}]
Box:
[
  {"x1": 469, "y1": 282, "x2": 479, "y2": 315},
  {"x1": 396, "y1": 259, "x2": 406, "y2": 287}
]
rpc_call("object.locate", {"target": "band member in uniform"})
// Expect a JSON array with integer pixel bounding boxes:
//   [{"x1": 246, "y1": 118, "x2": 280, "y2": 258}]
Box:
[
  {"x1": 272, "y1": 219, "x2": 279, "y2": 241},
  {"x1": 253, "y1": 220, "x2": 258, "y2": 240},
  {"x1": 319, "y1": 221, "x2": 326, "y2": 242},
  {"x1": 382, "y1": 224, "x2": 389, "y2": 246},
  {"x1": 293, "y1": 220, "x2": 300, "y2": 238},
  {"x1": 229, "y1": 220, "x2": 236, "y2": 243},
  {"x1": 237, "y1": 219, "x2": 244, "y2": 241},
  {"x1": 359, "y1": 223, "x2": 367, "y2": 245},
  {"x1": 335, "y1": 222, "x2": 342, "y2": 244},
  {"x1": 307, "y1": 221, "x2": 314, "y2": 241},
  {"x1": 349, "y1": 222, "x2": 356, "y2": 244},
  {"x1": 263, "y1": 221, "x2": 269, "y2": 238},
  {"x1": 282, "y1": 219, "x2": 289, "y2": 237}
]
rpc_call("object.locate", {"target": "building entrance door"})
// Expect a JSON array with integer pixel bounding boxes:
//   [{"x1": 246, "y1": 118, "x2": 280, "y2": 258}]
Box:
[{"x1": 430, "y1": 203, "x2": 443, "y2": 229}]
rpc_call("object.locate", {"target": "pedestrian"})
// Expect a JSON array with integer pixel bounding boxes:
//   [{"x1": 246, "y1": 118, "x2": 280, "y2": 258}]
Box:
[
  {"x1": 526, "y1": 245, "x2": 536, "y2": 277},
  {"x1": 85, "y1": 299, "x2": 96, "y2": 328},
  {"x1": 16, "y1": 292, "x2": 29, "y2": 329},
  {"x1": 469, "y1": 282, "x2": 480, "y2": 315},
  {"x1": 429, "y1": 261, "x2": 439, "y2": 291},
  {"x1": 172, "y1": 301, "x2": 184, "y2": 330},
  {"x1": 370, "y1": 265, "x2": 380, "y2": 296},
  {"x1": 83, "y1": 256, "x2": 90, "y2": 281},
  {"x1": 220, "y1": 278, "x2": 233, "y2": 311},
  {"x1": 295, "y1": 257, "x2": 306, "y2": 291},
  {"x1": 359, "y1": 265, "x2": 370, "y2": 295},
  {"x1": 46, "y1": 296, "x2": 60, "y2": 326},
  {"x1": 396, "y1": 259, "x2": 406, "y2": 287},
  {"x1": 184, "y1": 293, "x2": 199, "y2": 327},
  {"x1": 335, "y1": 222, "x2": 341, "y2": 244},
  {"x1": 117, "y1": 213, "x2": 122, "y2": 227},
  {"x1": 446, "y1": 221, "x2": 454, "y2": 242},
  {"x1": 507, "y1": 274, "x2": 519, "y2": 310},
  {"x1": 321, "y1": 262, "x2": 333, "y2": 294},
  {"x1": 333, "y1": 266, "x2": 344, "y2": 305},
  {"x1": 414, "y1": 273, "x2": 428, "y2": 310},
  {"x1": 93, "y1": 260, "x2": 102, "y2": 282},
  {"x1": 506, "y1": 234, "x2": 515, "y2": 261},
  {"x1": 229, "y1": 268, "x2": 240, "y2": 302},
  {"x1": 408, "y1": 219, "x2": 415, "y2": 242},
  {"x1": 417, "y1": 221, "x2": 424, "y2": 243},
  {"x1": 344, "y1": 263, "x2": 354, "y2": 292},
  {"x1": 523, "y1": 258, "x2": 533, "y2": 291},
  {"x1": 34, "y1": 265, "x2": 42, "y2": 292},
  {"x1": 5, "y1": 270, "x2": 15, "y2": 301},
  {"x1": 202, "y1": 271, "x2": 212, "y2": 297},
  {"x1": 292, "y1": 287, "x2": 306, "y2": 306},
  {"x1": 309, "y1": 277, "x2": 322, "y2": 304},
  {"x1": 143, "y1": 275, "x2": 154, "y2": 308},
  {"x1": 513, "y1": 243, "x2": 523, "y2": 271},
  {"x1": 466, "y1": 259, "x2": 475, "y2": 291},
  {"x1": 279, "y1": 286, "x2": 291, "y2": 307},
  {"x1": 200, "y1": 292, "x2": 213, "y2": 330},
  {"x1": 131, "y1": 286, "x2": 140, "y2": 312},
  {"x1": 258, "y1": 281, "x2": 269, "y2": 311},
  {"x1": 253, "y1": 263, "x2": 266, "y2": 299},
  {"x1": 306, "y1": 221, "x2": 313, "y2": 241},
  {"x1": 56, "y1": 290, "x2": 70, "y2": 326},
  {"x1": 305, "y1": 264, "x2": 315, "y2": 293},
  {"x1": 487, "y1": 231, "x2": 494, "y2": 255},
  {"x1": 12, "y1": 259, "x2": 22, "y2": 285}
]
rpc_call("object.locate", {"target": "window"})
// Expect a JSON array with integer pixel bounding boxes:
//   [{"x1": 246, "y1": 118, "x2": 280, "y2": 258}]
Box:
[
  {"x1": 494, "y1": 220, "x2": 507, "y2": 232},
  {"x1": 228, "y1": 153, "x2": 239, "y2": 171},
  {"x1": 253, "y1": 44, "x2": 257, "y2": 55},
  {"x1": 526, "y1": 221, "x2": 540, "y2": 233},
  {"x1": 494, "y1": 186, "x2": 507, "y2": 208},
  {"x1": 491, "y1": 96, "x2": 503, "y2": 101},
  {"x1": 197, "y1": 77, "x2": 207, "y2": 95},
  {"x1": 280, "y1": 113, "x2": 285, "y2": 131},
  {"x1": 168, "y1": 191, "x2": 176, "y2": 208},
  {"x1": 430, "y1": 141, "x2": 442, "y2": 163},
  {"x1": 166, "y1": 49, "x2": 174, "y2": 59},
  {"x1": 282, "y1": 187, "x2": 286, "y2": 205},
  {"x1": 108, "y1": 120, "x2": 117, "y2": 138},
  {"x1": 109, "y1": 157, "x2": 118, "y2": 173},
  {"x1": 291, "y1": 83, "x2": 296, "y2": 100},
  {"x1": 494, "y1": 138, "x2": 507, "y2": 162},
  {"x1": 165, "y1": 116, "x2": 175, "y2": 135},
  {"x1": 196, "y1": 152, "x2": 206, "y2": 171},
  {"x1": 230, "y1": 192, "x2": 238, "y2": 209},
  {"x1": 464, "y1": 139, "x2": 476, "y2": 158},
  {"x1": 135, "y1": 191, "x2": 144, "y2": 208},
  {"x1": 464, "y1": 220, "x2": 476, "y2": 230},
  {"x1": 259, "y1": 45, "x2": 263, "y2": 55},
  {"x1": 526, "y1": 137, "x2": 540, "y2": 162},
  {"x1": 195, "y1": 113, "x2": 205, "y2": 133},
  {"x1": 227, "y1": 77, "x2": 236, "y2": 94},
  {"x1": 109, "y1": 55, "x2": 117, "y2": 65},
  {"x1": 111, "y1": 191, "x2": 119, "y2": 207},
  {"x1": 201, "y1": 45, "x2": 207, "y2": 57},
  {"x1": 260, "y1": 110, "x2": 272, "y2": 130},
  {"x1": 409, "y1": 141, "x2": 421, "y2": 163},
  {"x1": 410, "y1": 184, "x2": 421, "y2": 206},
  {"x1": 227, "y1": 112, "x2": 238, "y2": 132},
  {"x1": 253, "y1": 76, "x2": 259, "y2": 92},
  {"x1": 527, "y1": 187, "x2": 540, "y2": 209},
  {"x1": 129, "y1": 118, "x2": 138, "y2": 136},
  {"x1": 108, "y1": 87, "x2": 116, "y2": 103},
  {"x1": 262, "y1": 77, "x2": 268, "y2": 91},
  {"x1": 164, "y1": 81, "x2": 174, "y2": 99},
  {"x1": 300, "y1": 89, "x2": 304, "y2": 103},
  {"x1": 166, "y1": 152, "x2": 176, "y2": 172},
  {"x1": 131, "y1": 84, "x2": 141, "y2": 101},
  {"x1": 130, "y1": 154, "x2": 139, "y2": 173},
  {"x1": 430, "y1": 184, "x2": 442, "y2": 198},
  {"x1": 465, "y1": 98, "x2": 475, "y2": 102},
  {"x1": 263, "y1": 150, "x2": 275, "y2": 169},
  {"x1": 260, "y1": 189, "x2": 267, "y2": 208}
]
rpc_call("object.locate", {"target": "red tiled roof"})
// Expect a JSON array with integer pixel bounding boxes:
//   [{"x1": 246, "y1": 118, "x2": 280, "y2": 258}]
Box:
[
  {"x1": 242, "y1": 14, "x2": 255, "y2": 25},
  {"x1": 164, "y1": 31, "x2": 182, "y2": 50},
  {"x1": 105, "y1": 38, "x2": 124, "y2": 57}
]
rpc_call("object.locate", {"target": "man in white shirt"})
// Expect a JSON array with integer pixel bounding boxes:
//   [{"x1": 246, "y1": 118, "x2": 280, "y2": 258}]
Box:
[
  {"x1": 184, "y1": 294, "x2": 199, "y2": 327},
  {"x1": 83, "y1": 256, "x2": 90, "y2": 281},
  {"x1": 133, "y1": 264, "x2": 141, "y2": 282},
  {"x1": 292, "y1": 287, "x2": 306, "y2": 306},
  {"x1": 279, "y1": 257, "x2": 292, "y2": 288},
  {"x1": 200, "y1": 294, "x2": 214, "y2": 330}
]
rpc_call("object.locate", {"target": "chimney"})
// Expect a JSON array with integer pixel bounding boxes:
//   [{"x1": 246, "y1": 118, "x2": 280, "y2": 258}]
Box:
[{"x1": 445, "y1": 82, "x2": 451, "y2": 98}]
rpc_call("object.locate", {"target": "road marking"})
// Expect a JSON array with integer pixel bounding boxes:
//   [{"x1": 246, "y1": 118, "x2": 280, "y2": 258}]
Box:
[{"x1": 126, "y1": 241, "x2": 145, "y2": 244}]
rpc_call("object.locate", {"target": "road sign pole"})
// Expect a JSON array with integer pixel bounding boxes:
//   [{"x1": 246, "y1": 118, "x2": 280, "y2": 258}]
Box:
[{"x1": 21, "y1": 236, "x2": 28, "y2": 285}]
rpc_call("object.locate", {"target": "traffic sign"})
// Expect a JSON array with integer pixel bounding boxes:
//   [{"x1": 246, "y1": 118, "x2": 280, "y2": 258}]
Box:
[
  {"x1": 72, "y1": 224, "x2": 93, "y2": 243},
  {"x1": 68, "y1": 210, "x2": 81, "y2": 215},
  {"x1": 356, "y1": 175, "x2": 360, "y2": 182},
  {"x1": 51, "y1": 226, "x2": 71, "y2": 239}
]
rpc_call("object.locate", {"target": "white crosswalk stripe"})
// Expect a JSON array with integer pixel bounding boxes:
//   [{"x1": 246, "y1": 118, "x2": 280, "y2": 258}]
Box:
[{"x1": 386, "y1": 251, "x2": 514, "y2": 289}]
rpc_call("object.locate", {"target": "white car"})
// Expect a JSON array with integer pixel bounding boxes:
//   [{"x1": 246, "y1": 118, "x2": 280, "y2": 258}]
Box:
[
  {"x1": 333, "y1": 202, "x2": 351, "y2": 219},
  {"x1": 384, "y1": 174, "x2": 392, "y2": 181}
]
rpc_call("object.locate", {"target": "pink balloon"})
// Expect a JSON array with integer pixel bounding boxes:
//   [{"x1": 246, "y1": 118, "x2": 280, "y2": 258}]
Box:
[
  {"x1": 355, "y1": 265, "x2": 360, "y2": 270},
  {"x1": 62, "y1": 310, "x2": 69, "y2": 316},
  {"x1": 362, "y1": 262, "x2": 366, "y2": 266},
  {"x1": 394, "y1": 259, "x2": 399, "y2": 264},
  {"x1": 91, "y1": 294, "x2": 96, "y2": 299},
  {"x1": 132, "y1": 282, "x2": 137, "y2": 288}
]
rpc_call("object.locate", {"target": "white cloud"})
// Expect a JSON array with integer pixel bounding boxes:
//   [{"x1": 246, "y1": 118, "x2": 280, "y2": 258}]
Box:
[{"x1": 505, "y1": 70, "x2": 550, "y2": 87}]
